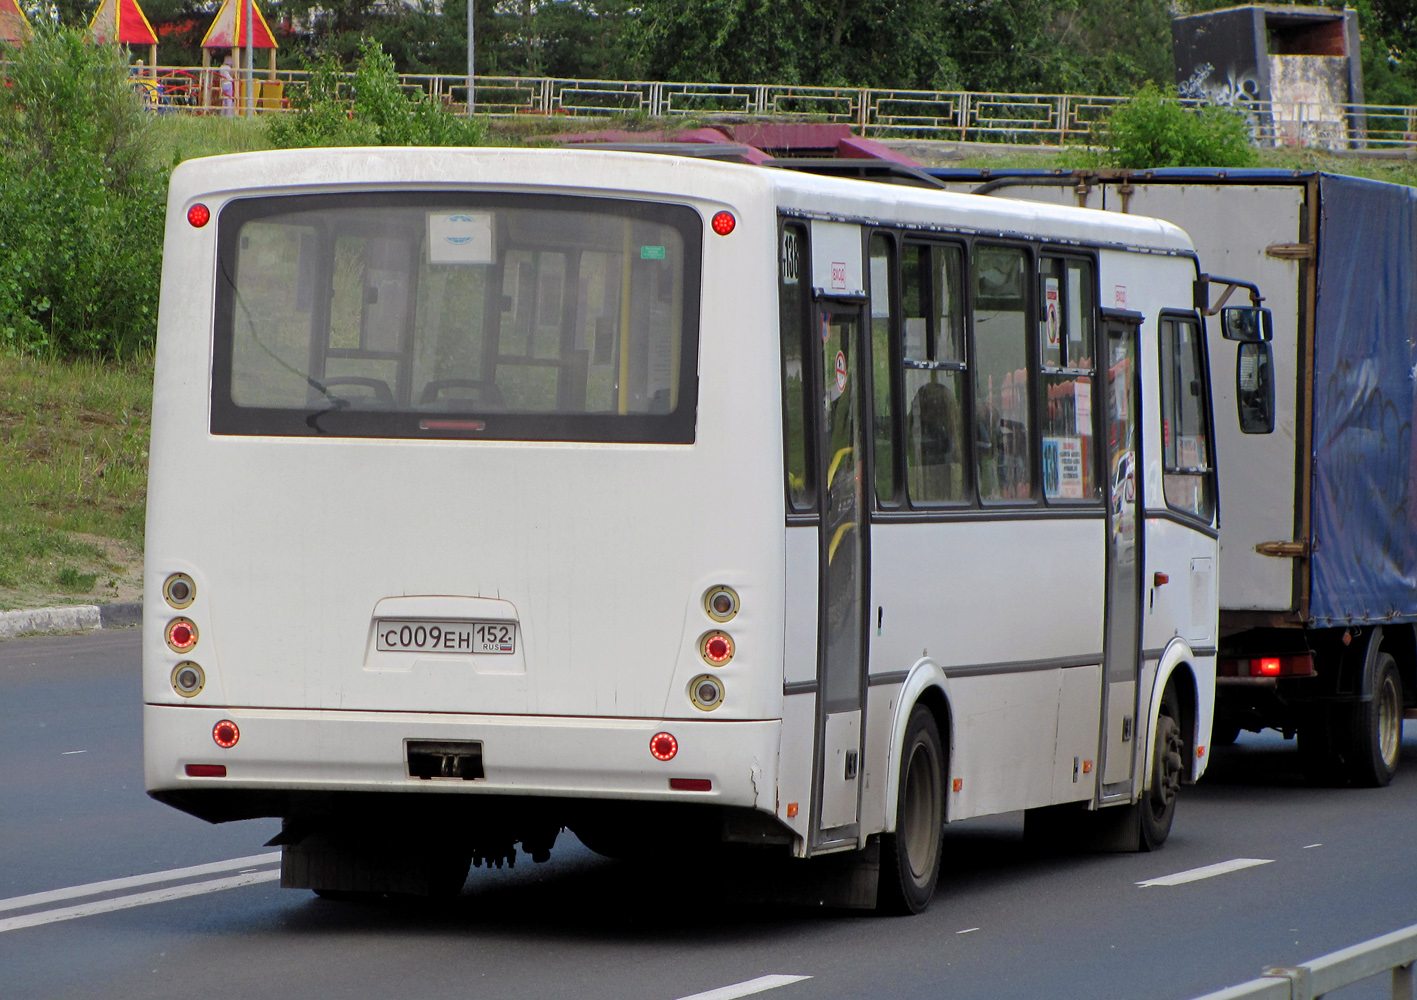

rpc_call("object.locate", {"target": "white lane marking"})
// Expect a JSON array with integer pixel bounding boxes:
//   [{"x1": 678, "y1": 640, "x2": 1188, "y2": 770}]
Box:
[
  {"x1": 0, "y1": 852, "x2": 280, "y2": 914},
  {"x1": 0, "y1": 870, "x2": 280, "y2": 933},
  {"x1": 1136, "y1": 858, "x2": 1274, "y2": 887},
  {"x1": 673, "y1": 975, "x2": 812, "y2": 1000},
  {"x1": 956, "y1": 927, "x2": 979, "y2": 935},
  {"x1": 61, "y1": 750, "x2": 87, "y2": 755},
  {"x1": 1303, "y1": 843, "x2": 1322, "y2": 849}
]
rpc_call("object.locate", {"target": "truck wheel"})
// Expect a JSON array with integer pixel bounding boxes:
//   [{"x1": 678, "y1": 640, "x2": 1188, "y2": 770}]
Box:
[
  {"x1": 1343, "y1": 652, "x2": 1403, "y2": 788},
  {"x1": 1140, "y1": 682, "x2": 1184, "y2": 851},
  {"x1": 878, "y1": 705, "x2": 945, "y2": 914}
]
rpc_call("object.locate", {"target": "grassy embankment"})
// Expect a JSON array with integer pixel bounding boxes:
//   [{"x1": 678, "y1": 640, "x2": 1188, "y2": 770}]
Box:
[
  {"x1": 6, "y1": 113, "x2": 1417, "y2": 613},
  {"x1": 0, "y1": 353, "x2": 151, "y2": 611}
]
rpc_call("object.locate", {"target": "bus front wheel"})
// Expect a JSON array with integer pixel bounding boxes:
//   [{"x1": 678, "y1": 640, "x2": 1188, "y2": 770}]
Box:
[{"x1": 879, "y1": 705, "x2": 945, "y2": 915}]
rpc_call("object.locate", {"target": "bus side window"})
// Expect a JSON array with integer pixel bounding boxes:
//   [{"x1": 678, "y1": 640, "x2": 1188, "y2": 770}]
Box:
[
  {"x1": 901, "y1": 242, "x2": 968, "y2": 505},
  {"x1": 868, "y1": 232, "x2": 899, "y2": 505},
  {"x1": 780, "y1": 223, "x2": 815, "y2": 511},
  {"x1": 1159, "y1": 315, "x2": 1216, "y2": 522},
  {"x1": 973, "y1": 245, "x2": 1033, "y2": 503},
  {"x1": 1039, "y1": 256, "x2": 1099, "y2": 503}
]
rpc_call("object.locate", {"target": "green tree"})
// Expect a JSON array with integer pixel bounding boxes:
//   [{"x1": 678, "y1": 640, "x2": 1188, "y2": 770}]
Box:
[
  {"x1": 0, "y1": 25, "x2": 165, "y2": 356},
  {"x1": 625, "y1": 0, "x2": 957, "y2": 88},
  {"x1": 266, "y1": 38, "x2": 489, "y2": 148},
  {"x1": 1085, "y1": 83, "x2": 1258, "y2": 168}
]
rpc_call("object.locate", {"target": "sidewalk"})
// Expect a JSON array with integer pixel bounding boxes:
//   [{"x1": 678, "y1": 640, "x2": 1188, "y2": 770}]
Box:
[{"x1": 0, "y1": 602, "x2": 143, "y2": 639}]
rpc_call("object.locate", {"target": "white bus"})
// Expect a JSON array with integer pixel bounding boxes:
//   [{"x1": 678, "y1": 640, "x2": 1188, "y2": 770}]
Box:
[{"x1": 144, "y1": 147, "x2": 1220, "y2": 913}]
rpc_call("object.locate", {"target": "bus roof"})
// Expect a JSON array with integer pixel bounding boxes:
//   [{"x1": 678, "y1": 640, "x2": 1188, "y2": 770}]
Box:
[{"x1": 170, "y1": 146, "x2": 1195, "y2": 256}]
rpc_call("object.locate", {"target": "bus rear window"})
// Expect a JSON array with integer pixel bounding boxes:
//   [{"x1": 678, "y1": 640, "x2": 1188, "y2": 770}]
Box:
[{"x1": 211, "y1": 193, "x2": 701, "y2": 442}]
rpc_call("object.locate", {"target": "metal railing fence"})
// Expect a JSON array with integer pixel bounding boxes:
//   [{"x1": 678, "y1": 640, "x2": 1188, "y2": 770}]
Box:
[
  {"x1": 130, "y1": 65, "x2": 1417, "y2": 150},
  {"x1": 1191, "y1": 922, "x2": 1417, "y2": 1000}
]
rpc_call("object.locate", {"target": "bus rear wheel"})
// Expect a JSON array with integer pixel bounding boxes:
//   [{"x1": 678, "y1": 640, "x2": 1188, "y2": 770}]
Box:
[
  {"x1": 878, "y1": 705, "x2": 945, "y2": 915},
  {"x1": 1140, "y1": 682, "x2": 1184, "y2": 851}
]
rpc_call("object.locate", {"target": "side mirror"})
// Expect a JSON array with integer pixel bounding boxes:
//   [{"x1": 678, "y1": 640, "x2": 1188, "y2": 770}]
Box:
[
  {"x1": 1237, "y1": 341, "x2": 1275, "y2": 434},
  {"x1": 1221, "y1": 306, "x2": 1273, "y2": 343}
]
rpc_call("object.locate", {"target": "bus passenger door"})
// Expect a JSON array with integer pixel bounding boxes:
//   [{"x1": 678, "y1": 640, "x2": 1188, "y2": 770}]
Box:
[
  {"x1": 813, "y1": 303, "x2": 868, "y2": 848},
  {"x1": 1099, "y1": 313, "x2": 1144, "y2": 797}
]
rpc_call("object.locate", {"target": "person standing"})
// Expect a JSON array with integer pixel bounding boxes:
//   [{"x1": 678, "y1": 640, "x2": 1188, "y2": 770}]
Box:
[{"x1": 219, "y1": 56, "x2": 235, "y2": 115}]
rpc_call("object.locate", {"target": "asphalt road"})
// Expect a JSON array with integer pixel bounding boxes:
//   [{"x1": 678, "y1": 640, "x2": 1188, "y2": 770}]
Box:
[{"x1": 3, "y1": 628, "x2": 1416, "y2": 1000}]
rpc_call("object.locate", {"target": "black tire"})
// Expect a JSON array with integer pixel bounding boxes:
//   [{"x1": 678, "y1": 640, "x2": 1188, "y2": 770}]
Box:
[
  {"x1": 1342, "y1": 651, "x2": 1403, "y2": 788},
  {"x1": 1139, "y1": 681, "x2": 1184, "y2": 852},
  {"x1": 878, "y1": 705, "x2": 945, "y2": 914}
]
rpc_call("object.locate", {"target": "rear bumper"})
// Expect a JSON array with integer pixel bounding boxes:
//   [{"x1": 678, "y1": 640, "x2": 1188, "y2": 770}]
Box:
[{"x1": 144, "y1": 703, "x2": 779, "y2": 811}]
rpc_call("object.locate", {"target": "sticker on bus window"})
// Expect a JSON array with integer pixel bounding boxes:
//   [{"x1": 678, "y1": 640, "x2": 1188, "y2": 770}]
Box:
[
  {"x1": 782, "y1": 230, "x2": 799, "y2": 285},
  {"x1": 835, "y1": 350, "x2": 848, "y2": 392},
  {"x1": 428, "y1": 213, "x2": 494, "y2": 264},
  {"x1": 641, "y1": 245, "x2": 666, "y2": 260},
  {"x1": 1043, "y1": 437, "x2": 1085, "y2": 499},
  {"x1": 1044, "y1": 277, "x2": 1061, "y2": 346}
]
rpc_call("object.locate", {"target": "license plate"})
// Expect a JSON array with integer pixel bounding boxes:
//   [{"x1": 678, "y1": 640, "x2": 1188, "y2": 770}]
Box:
[{"x1": 375, "y1": 619, "x2": 516, "y2": 654}]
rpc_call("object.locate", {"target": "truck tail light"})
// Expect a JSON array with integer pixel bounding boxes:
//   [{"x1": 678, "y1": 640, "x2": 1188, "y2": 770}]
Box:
[{"x1": 1219, "y1": 654, "x2": 1315, "y2": 678}]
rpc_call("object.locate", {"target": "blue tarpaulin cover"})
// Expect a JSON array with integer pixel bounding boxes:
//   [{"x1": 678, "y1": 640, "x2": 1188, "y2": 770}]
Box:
[{"x1": 1310, "y1": 174, "x2": 1417, "y2": 625}]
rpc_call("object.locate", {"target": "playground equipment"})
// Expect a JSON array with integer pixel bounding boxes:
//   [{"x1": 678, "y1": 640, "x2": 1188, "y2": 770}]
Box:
[{"x1": 199, "y1": 0, "x2": 278, "y2": 115}]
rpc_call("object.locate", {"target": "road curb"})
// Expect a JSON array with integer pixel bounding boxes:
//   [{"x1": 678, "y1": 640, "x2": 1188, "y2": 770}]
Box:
[{"x1": 0, "y1": 601, "x2": 143, "y2": 639}]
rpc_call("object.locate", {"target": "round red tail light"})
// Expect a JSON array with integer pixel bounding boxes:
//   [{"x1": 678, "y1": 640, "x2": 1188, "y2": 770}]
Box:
[
  {"x1": 187, "y1": 203, "x2": 210, "y2": 228},
  {"x1": 212, "y1": 719, "x2": 240, "y2": 748},
  {"x1": 165, "y1": 618, "x2": 198, "y2": 653},
  {"x1": 711, "y1": 211, "x2": 736, "y2": 236},
  {"x1": 650, "y1": 732, "x2": 678, "y2": 761},
  {"x1": 700, "y1": 631, "x2": 734, "y2": 665}
]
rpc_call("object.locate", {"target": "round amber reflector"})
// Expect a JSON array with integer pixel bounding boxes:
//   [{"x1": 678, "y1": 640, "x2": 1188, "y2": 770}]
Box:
[
  {"x1": 187, "y1": 203, "x2": 211, "y2": 228},
  {"x1": 212, "y1": 719, "x2": 240, "y2": 748},
  {"x1": 166, "y1": 617, "x2": 198, "y2": 653},
  {"x1": 163, "y1": 572, "x2": 195, "y2": 609},
  {"x1": 689, "y1": 674, "x2": 724, "y2": 711},
  {"x1": 171, "y1": 661, "x2": 205, "y2": 697},
  {"x1": 703, "y1": 585, "x2": 739, "y2": 622},
  {"x1": 650, "y1": 732, "x2": 678, "y2": 761},
  {"x1": 711, "y1": 211, "x2": 736, "y2": 236}
]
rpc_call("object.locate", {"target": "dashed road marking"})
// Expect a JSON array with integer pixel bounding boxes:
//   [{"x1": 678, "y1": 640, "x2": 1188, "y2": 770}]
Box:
[
  {"x1": 1136, "y1": 858, "x2": 1274, "y2": 887},
  {"x1": 673, "y1": 975, "x2": 812, "y2": 1000}
]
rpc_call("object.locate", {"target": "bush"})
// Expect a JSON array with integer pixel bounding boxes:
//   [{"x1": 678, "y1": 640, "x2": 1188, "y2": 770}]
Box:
[
  {"x1": 267, "y1": 39, "x2": 488, "y2": 149},
  {"x1": 0, "y1": 26, "x2": 165, "y2": 358},
  {"x1": 1084, "y1": 84, "x2": 1257, "y2": 169}
]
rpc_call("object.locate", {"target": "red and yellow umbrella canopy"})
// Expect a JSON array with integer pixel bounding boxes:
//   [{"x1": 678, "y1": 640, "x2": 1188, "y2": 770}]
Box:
[
  {"x1": 89, "y1": 0, "x2": 159, "y2": 46},
  {"x1": 200, "y1": 0, "x2": 278, "y2": 50},
  {"x1": 0, "y1": 0, "x2": 33, "y2": 46}
]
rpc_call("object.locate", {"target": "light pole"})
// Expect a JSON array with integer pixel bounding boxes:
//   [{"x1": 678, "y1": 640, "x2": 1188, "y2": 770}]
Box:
[
  {"x1": 244, "y1": 0, "x2": 254, "y2": 117},
  {"x1": 466, "y1": 0, "x2": 475, "y2": 116}
]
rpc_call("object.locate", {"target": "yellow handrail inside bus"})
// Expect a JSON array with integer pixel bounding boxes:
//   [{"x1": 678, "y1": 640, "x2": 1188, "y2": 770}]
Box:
[{"x1": 617, "y1": 219, "x2": 633, "y2": 415}]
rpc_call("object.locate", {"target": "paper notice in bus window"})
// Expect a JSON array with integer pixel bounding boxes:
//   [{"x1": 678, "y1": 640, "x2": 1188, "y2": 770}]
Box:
[
  {"x1": 1074, "y1": 380, "x2": 1092, "y2": 431},
  {"x1": 1178, "y1": 435, "x2": 1203, "y2": 470},
  {"x1": 428, "y1": 213, "x2": 494, "y2": 264},
  {"x1": 1043, "y1": 437, "x2": 1085, "y2": 499}
]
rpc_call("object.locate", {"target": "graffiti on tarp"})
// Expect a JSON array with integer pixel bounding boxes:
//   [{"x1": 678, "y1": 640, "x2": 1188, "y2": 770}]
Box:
[
  {"x1": 1177, "y1": 61, "x2": 1263, "y2": 112},
  {"x1": 1316, "y1": 356, "x2": 1417, "y2": 622}
]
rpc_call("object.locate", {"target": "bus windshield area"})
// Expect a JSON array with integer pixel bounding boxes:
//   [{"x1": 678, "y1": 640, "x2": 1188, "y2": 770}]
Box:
[{"x1": 211, "y1": 193, "x2": 701, "y2": 443}]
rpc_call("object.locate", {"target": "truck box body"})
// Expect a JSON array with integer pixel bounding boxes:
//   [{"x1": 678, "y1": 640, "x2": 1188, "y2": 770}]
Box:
[{"x1": 930, "y1": 168, "x2": 1417, "y2": 781}]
